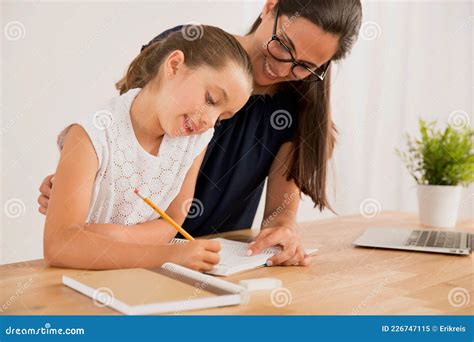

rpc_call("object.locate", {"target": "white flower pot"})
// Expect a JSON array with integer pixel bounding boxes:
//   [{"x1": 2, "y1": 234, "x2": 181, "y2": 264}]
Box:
[{"x1": 417, "y1": 184, "x2": 462, "y2": 229}]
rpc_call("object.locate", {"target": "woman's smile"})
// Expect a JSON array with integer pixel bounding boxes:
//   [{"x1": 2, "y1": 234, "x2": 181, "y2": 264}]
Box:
[{"x1": 263, "y1": 56, "x2": 279, "y2": 80}]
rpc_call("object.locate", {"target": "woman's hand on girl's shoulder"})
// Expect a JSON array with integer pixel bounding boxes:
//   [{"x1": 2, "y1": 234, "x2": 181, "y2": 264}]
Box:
[{"x1": 38, "y1": 174, "x2": 55, "y2": 215}]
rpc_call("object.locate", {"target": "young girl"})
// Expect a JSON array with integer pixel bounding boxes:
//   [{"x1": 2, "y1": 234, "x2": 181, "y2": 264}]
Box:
[{"x1": 44, "y1": 25, "x2": 253, "y2": 272}]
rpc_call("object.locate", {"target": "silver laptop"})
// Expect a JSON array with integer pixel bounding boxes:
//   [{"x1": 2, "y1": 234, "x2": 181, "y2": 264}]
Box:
[{"x1": 353, "y1": 228, "x2": 472, "y2": 255}]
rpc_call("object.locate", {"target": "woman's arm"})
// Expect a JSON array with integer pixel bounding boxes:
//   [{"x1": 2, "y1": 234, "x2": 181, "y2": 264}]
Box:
[
  {"x1": 84, "y1": 147, "x2": 207, "y2": 244},
  {"x1": 248, "y1": 142, "x2": 311, "y2": 266},
  {"x1": 44, "y1": 125, "x2": 219, "y2": 270}
]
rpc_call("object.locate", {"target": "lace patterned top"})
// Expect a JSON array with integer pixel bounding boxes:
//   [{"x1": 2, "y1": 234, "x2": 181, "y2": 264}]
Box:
[{"x1": 57, "y1": 88, "x2": 213, "y2": 225}]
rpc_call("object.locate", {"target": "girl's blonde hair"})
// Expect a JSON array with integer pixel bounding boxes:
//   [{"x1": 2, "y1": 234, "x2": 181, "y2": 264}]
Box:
[{"x1": 116, "y1": 25, "x2": 252, "y2": 94}]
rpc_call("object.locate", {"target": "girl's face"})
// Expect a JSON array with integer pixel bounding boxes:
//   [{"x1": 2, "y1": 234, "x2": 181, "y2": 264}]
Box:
[
  {"x1": 150, "y1": 50, "x2": 252, "y2": 138},
  {"x1": 249, "y1": 1, "x2": 340, "y2": 87}
]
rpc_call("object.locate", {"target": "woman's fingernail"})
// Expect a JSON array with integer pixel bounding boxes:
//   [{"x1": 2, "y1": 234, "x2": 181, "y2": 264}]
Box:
[
  {"x1": 246, "y1": 249, "x2": 253, "y2": 256},
  {"x1": 266, "y1": 260, "x2": 273, "y2": 266}
]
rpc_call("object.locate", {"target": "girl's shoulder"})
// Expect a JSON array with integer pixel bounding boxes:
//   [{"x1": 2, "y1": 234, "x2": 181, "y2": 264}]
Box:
[
  {"x1": 68, "y1": 88, "x2": 138, "y2": 134},
  {"x1": 57, "y1": 89, "x2": 140, "y2": 163}
]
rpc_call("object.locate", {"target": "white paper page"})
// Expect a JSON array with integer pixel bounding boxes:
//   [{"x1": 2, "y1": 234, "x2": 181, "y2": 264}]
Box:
[
  {"x1": 170, "y1": 238, "x2": 318, "y2": 276},
  {"x1": 213, "y1": 238, "x2": 276, "y2": 267}
]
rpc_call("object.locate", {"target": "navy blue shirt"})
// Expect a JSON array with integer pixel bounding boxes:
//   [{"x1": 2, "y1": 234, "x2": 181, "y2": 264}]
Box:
[{"x1": 144, "y1": 27, "x2": 299, "y2": 236}]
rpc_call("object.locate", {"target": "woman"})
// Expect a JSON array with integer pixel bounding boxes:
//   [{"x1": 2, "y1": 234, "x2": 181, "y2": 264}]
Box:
[{"x1": 38, "y1": 0, "x2": 363, "y2": 267}]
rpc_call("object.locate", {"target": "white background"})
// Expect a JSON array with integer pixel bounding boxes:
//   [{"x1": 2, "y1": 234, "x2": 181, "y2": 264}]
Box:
[{"x1": 1, "y1": 0, "x2": 473, "y2": 264}]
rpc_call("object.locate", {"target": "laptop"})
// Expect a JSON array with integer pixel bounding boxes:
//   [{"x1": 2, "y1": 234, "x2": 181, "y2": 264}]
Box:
[{"x1": 353, "y1": 228, "x2": 473, "y2": 255}]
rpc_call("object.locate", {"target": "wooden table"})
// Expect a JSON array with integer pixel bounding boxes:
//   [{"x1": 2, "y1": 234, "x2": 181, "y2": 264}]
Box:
[{"x1": 1, "y1": 212, "x2": 472, "y2": 315}]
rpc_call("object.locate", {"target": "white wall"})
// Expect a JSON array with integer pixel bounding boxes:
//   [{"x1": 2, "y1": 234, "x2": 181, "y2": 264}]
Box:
[{"x1": 2, "y1": 0, "x2": 472, "y2": 264}]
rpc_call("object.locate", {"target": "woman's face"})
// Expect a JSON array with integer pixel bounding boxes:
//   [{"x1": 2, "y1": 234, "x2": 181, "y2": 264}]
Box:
[
  {"x1": 152, "y1": 51, "x2": 252, "y2": 138},
  {"x1": 249, "y1": 1, "x2": 340, "y2": 87}
]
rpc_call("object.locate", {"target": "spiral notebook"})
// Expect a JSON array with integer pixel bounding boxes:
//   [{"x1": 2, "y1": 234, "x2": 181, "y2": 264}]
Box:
[
  {"x1": 170, "y1": 238, "x2": 318, "y2": 276},
  {"x1": 62, "y1": 263, "x2": 244, "y2": 315}
]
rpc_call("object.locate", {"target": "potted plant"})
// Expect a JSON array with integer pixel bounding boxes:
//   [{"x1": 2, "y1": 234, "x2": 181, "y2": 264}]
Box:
[{"x1": 397, "y1": 119, "x2": 473, "y2": 228}]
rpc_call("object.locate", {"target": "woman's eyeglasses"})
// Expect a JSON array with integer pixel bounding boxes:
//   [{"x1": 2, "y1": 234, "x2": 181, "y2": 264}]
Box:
[{"x1": 266, "y1": 6, "x2": 330, "y2": 82}]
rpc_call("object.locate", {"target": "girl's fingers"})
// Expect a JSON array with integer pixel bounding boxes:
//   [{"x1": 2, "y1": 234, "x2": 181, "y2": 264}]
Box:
[
  {"x1": 203, "y1": 251, "x2": 220, "y2": 265},
  {"x1": 197, "y1": 261, "x2": 215, "y2": 272},
  {"x1": 204, "y1": 240, "x2": 221, "y2": 253}
]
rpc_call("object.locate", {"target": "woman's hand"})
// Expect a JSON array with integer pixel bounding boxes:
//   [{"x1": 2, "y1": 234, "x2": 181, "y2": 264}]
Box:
[
  {"x1": 251, "y1": 141, "x2": 311, "y2": 267},
  {"x1": 38, "y1": 174, "x2": 55, "y2": 215},
  {"x1": 248, "y1": 225, "x2": 312, "y2": 267},
  {"x1": 170, "y1": 239, "x2": 221, "y2": 272}
]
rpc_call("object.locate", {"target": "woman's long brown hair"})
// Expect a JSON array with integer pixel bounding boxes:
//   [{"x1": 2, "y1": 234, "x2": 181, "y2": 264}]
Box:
[{"x1": 249, "y1": 0, "x2": 362, "y2": 211}]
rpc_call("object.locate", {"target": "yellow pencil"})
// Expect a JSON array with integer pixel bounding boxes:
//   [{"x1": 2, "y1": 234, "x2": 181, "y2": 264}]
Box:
[{"x1": 134, "y1": 189, "x2": 195, "y2": 241}]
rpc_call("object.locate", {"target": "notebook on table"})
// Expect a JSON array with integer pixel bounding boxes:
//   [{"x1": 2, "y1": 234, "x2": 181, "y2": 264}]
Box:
[
  {"x1": 170, "y1": 238, "x2": 318, "y2": 276},
  {"x1": 62, "y1": 262, "x2": 244, "y2": 315}
]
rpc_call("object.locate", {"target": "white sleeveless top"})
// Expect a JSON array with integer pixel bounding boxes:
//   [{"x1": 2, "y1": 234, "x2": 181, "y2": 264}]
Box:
[{"x1": 58, "y1": 88, "x2": 214, "y2": 225}]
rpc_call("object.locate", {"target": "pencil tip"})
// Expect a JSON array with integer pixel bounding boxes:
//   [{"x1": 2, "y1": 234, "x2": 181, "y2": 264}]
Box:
[{"x1": 134, "y1": 188, "x2": 139, "y2": 194}]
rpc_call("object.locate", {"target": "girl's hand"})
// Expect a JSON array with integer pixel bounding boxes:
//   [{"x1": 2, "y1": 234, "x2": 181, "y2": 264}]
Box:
[
  {"x1": 38, "y1": 174, "x2": 55, "y2": 215},
  {"x1": 248, "y1": 226, "x2": 312, "y2": 267},
  {"x1": 170, "y1": 239, "x2": 221, "y2": 272}
]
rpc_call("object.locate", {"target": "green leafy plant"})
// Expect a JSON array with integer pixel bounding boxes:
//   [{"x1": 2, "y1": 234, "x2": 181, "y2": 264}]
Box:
[{"x1": 396, "y1": 119, "x2": 474, "y2": 186}]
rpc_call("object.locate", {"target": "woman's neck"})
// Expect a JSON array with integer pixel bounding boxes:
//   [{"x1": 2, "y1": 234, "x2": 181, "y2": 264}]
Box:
[
  {"x1": 234, "y1": 34, "x2": 279, "y2": 96},
  {"x1": 130, "y1": 86, "x2": 165, "y2": 151}
]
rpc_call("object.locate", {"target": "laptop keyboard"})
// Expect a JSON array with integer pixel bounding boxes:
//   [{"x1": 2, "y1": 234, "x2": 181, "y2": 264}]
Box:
[{"x1": 406, "y1": 230, "x2": 463, "y2": 249}]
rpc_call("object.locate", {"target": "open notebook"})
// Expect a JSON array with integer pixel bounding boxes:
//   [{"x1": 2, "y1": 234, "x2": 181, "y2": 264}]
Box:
[
  {"x1": 62, "y1": 262, "x2": 244, "y2": 315},
  {"x1": 171, "y1": 238, "x2": 318, "y2": 276}
]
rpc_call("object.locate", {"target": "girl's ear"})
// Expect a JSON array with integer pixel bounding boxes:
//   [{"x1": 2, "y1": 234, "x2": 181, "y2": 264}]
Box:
[{"x1": 164, "y1": 50, "x2": 185, "y2": 77}]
